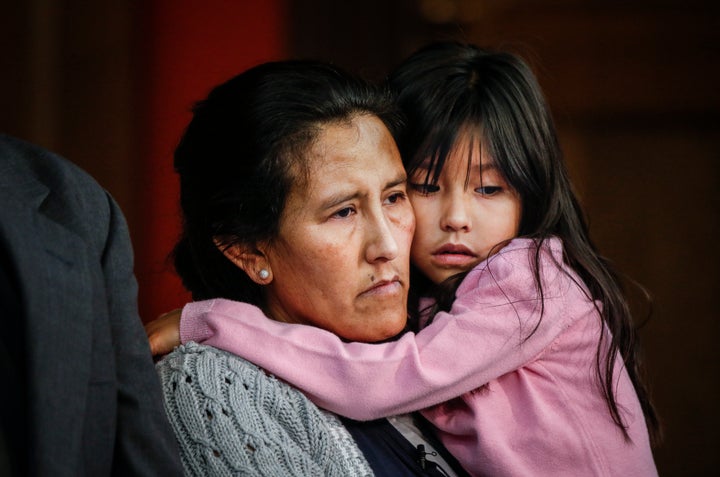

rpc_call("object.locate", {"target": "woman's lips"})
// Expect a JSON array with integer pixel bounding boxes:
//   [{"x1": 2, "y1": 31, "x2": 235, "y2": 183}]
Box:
[
  {"x1": 359, "y1": 276, "x2": 403, "y2": 297},
  {"x1": 431, "y1": 244, "x2": 478, "y2": 267}
]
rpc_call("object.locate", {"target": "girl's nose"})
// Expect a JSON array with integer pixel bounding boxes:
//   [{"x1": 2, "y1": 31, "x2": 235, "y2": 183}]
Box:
[{"x1": 440, "y1": 194, "x2": 472, "y2": 232}]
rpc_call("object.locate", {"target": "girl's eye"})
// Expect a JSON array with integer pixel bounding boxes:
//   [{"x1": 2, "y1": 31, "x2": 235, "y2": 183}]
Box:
[
  {"x1": 475, "y1": 186, "x2": 502, "y2": 196},
  {"x1": 410, "y1": 183, "x2": 439, "y2": 195},
  {"x1": 384, "y1": 191, "x2": 407, "y2": 205},
  {"x1": 332, "y1": 206, "x2": 355, "y2": 219}
]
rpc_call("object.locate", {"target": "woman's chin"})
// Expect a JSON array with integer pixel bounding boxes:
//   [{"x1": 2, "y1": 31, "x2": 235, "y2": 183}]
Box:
[{"x1": 345, "y1": 317, "x2": 408, "y2": 343}]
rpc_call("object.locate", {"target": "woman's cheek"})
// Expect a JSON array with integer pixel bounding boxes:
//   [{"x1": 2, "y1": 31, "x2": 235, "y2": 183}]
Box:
[{"x1": 397, "y1": 203, "x2": 416, "y2": 238}]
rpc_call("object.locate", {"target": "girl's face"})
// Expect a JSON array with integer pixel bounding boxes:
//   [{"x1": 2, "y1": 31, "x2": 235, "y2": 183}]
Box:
[
  {"x1": 262, "y1": 115, "x2": 415, "y2": 342},
  {"x1": 408, "y1": 134, "x2": 522, "y2": 284}
]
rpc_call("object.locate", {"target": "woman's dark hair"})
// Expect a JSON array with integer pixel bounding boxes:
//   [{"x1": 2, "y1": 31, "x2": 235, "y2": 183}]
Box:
[
  {"x1": 173, "y1": 60, "x2": 402, "y2": 306},
  {"x1": 389, "y1": 41, "x2": 660, "y2": 445}
]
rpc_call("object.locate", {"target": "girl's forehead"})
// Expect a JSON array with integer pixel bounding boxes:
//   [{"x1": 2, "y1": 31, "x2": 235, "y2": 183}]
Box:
[
  {"x1": 419, "y1": 130, "x2": 490, "y2": 168},
  {"x1": 454, "y1": 124, "x2": 486, "y2": 149}
]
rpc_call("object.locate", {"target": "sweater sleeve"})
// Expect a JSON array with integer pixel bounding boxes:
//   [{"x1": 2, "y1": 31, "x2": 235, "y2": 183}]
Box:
[{"x1": 180, "y1": 238, "x2": 592, "y2": 420}]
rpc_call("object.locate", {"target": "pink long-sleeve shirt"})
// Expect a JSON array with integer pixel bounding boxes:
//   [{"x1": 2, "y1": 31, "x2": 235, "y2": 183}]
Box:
[{"x1": 180, "y1": 238, "x2": 657, "y2": 476}]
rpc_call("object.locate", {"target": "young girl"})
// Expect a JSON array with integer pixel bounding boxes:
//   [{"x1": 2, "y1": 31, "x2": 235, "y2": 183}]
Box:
[{"x1": 150, "y1": 42, "x2": 659, "y2": 475}]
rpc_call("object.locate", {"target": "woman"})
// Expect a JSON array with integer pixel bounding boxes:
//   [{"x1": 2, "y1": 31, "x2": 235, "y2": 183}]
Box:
[{"x1": 153, "y1": 60, "x2": 466, "y2": 476}]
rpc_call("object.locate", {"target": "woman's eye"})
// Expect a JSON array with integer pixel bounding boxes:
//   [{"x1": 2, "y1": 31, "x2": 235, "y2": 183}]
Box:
[
  {"x1": 475, "y1": 186, "x2": 502, "y2": 196},
  {"x1": 332, "y1": 206, "x2": 355, "y2": 219},
  {"x1": 384, "y1": 192, "x2": 407, "y2": 205},
  {"x1": 410, "y1": 183, "x2": 439, "y2": 195}
]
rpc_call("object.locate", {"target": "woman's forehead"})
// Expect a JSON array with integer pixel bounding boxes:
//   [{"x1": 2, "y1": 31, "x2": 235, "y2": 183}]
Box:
[{"x1": 285, "y1": 115, "x2": 403, "y2": 204}]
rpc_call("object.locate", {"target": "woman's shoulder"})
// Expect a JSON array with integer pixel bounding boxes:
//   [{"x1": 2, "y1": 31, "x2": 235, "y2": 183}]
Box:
[{"x1": 156, "y1": 342, "x2": 373, "y2": 476}]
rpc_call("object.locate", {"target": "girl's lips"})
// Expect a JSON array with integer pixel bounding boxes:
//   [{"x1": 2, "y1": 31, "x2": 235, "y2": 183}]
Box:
[{"x1": 431, "y1": 244, "x2": 478, "y2": 267}]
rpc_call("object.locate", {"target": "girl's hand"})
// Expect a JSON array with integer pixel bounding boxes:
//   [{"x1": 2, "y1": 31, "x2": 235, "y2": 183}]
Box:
[{"x1": 145, "y1": 308, "x2": 182, "y2": 356}]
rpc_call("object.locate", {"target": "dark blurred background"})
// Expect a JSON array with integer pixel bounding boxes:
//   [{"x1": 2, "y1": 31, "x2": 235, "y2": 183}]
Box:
[{"x1": 1, "y1": 0, "x2": 717, "y2": 474}]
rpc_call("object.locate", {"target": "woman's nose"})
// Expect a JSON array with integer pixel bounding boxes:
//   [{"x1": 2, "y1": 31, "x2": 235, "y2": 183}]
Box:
[
  {"x1": 440, "y1": 193, "x2": 472, "y2": 232},
  {"x1": 365, "y1": 214, "x2": 399, "y2": 263}
]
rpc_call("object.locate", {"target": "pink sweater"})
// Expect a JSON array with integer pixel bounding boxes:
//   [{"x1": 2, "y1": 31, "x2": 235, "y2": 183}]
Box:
[{"x1": 180, "y1": 238, "x2": 657, "y2": 476}]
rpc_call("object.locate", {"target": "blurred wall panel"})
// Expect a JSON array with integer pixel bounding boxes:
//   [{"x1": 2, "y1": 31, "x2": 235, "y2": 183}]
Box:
[
  {"x1": 0, "y1": 0, "x2": 288, "y2": 322},
  {"x1": 134, "y1": 0, "x2": 288, "y2": 321},
  {"x1": 0, "y1": 0, "x2": 136, "y2": 218}
]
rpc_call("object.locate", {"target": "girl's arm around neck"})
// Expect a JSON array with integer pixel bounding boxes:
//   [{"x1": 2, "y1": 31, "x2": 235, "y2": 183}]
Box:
[{"x1": 180, "y1": 239, "x2": 589, "y2": 420}]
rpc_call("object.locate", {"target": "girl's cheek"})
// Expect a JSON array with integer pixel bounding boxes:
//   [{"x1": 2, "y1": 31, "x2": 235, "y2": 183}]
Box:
[
  {"x1": 407, "y1": 197, "x2": 431, "y2": 219},
  {"x1": 412, "y1": 204, "x2": 438, "y2": 234}
]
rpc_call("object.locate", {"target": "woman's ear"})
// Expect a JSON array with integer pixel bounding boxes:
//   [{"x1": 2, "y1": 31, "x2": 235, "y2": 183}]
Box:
[{"x1": 214, "y1": 240, "x2": 273, "y2": 285}]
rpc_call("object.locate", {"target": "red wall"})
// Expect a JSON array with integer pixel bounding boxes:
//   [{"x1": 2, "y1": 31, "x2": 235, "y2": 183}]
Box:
[{"x1": 136, "y1": 0, "x2": 288, "y2": 321}]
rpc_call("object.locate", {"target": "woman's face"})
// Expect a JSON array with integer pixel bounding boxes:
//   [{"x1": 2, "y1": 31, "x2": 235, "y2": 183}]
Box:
[{"x1": 262, "y1": 114, "x2": 415, "y2": 342}]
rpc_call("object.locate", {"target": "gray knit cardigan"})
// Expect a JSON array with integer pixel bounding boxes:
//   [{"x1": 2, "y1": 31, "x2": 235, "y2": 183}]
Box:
[{"x1": 156, "y1": 342, "x2": 373, "y2": 476}]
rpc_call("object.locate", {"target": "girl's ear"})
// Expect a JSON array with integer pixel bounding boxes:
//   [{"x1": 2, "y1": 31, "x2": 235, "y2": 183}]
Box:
[{"x1": 214, "y1": 240, "x2": 273, "y2": 285}]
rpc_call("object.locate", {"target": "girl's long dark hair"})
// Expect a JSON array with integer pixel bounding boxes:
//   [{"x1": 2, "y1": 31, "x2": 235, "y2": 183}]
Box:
[{"x1": 389, "y1": 41, "x2": 660, "y2": 445}]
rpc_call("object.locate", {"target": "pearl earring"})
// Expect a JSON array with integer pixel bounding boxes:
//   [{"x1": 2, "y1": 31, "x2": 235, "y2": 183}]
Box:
[{"x1": 258, "y1": 269, "x2": 269, "y2": 280}]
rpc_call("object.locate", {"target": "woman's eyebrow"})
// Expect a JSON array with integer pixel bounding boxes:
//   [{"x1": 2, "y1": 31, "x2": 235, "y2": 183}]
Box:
[
  {"x1": 384, "y1": 174, "x2": 408, "y2": 190},
  {"x1": 319, "y1": 174, "x2": 407, "y2": 210},
  {"x1": 319, "y1": 191, "x2": 361, "y2": 210}
]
